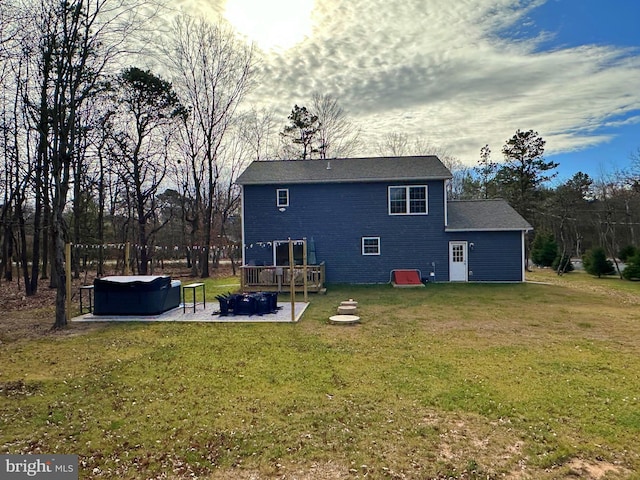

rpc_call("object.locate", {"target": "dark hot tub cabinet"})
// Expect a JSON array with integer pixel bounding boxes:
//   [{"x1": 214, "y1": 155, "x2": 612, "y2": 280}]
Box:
[{"x1": 93, "y1": 275, "x2": 181, "y2": 315}]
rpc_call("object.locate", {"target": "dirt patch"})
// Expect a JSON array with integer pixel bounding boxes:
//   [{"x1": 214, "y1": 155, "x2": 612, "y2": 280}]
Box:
[
  {"x1": 146, "y1": 458, "x2": 632, "y2": 480},
  {"x1": 564, "y1": 458, "x2": 630, "y2": 479},
  {"x1": 208, "y1": 462, "x2": 352, "y2": 480},
  {"x1": 0, "y1": 279, "x2": 76, "y2": 342},
  {"x1": 0, "y1": 379, "x2": 42, "y2": 397}
]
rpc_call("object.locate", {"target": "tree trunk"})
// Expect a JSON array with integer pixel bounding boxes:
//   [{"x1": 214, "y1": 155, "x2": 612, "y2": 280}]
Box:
[
  {"x1": 49, "y1": 239, "x2": 58, "y2": 289},
  {"x1": 137, "y1": 199, "x2": 149, "y2": 275},
  {"x1": 201, "y1": 245, "x2": 210, "y2": 278},
  {"x1": 2, "y1": 211, "x2": 13, "y2": 281},
  {"x1": 201, "y1": 176, "x2": 214, "y2": 278},
  {"x1": 30, "y1": 191, "x2": 43, "y2": 293},
  {"x1": 97, "y1": 153, "x2": 105, "y2": 276},
  {"x1": 73, "y1": 171, "x2": 81, "y2": 279},
  {"x1": 52, "y1": 208, "x2": 67, "y2": 329},
  {"x1": 15, "y1": 204, "x2": 34, "y2": 295},
  {"x1": 41, "y1": 195, "x2": 50, "y2": 280},
  {"x1": 625, "y1": 199, "x2": 636, "y2": 247}
]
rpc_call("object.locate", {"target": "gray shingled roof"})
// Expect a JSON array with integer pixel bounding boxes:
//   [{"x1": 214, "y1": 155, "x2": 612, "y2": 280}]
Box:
[
  {"x1": 236, "y1": 156, "x2": 453, "y2": 185},
  {"x1": 447, "y1": 199, "x2": 532, "y2": 231}
]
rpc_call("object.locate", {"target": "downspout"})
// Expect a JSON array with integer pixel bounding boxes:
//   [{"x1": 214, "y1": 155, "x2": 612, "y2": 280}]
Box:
[
  {"x1": 240, "y1": 185, "x2": 246, "y2": 266},
  {"x1": 444, "y1": 179, "x2": 449, "y2": 227},
  {"x1": 521, "y1": 230, "x2": 526, "y2": 282}
]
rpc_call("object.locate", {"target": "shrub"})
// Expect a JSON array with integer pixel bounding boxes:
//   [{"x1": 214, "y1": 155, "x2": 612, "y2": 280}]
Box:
[
  {"x1": 622, "y1": 254, "x2": 640, "y2": 281},
  {"x1": 618, "y1": 245, "x2": 638, "y2": 263},
  {"x1": 552, "y1": 254, "x2": 574, "y2": 273},
  {"x1": 582, "y1": 247, "x2": 616, "y2": 278},
  {"x1": 531, "y1": 232, "x2": 558, "y2": 267}
]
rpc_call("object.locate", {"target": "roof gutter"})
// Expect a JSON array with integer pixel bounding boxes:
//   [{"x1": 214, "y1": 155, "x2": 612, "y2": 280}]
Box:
[
  {"x1": 237, "y1": 175, "x2": 454, "y2": 186},
  {"x1": 445, "y1": 227, "x2": 533, "y2": 232}
]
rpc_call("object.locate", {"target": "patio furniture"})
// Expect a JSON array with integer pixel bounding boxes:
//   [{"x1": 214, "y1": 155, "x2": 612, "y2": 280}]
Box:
[
  {"x1": 182, "y1": 282, "x2": 206, "y2": 313},
  {"x1": 93, "y1": 275, "x2": 181, "y2": 315},
  {"x1": 79, "y1": 285, "x2": 94, "y2": 314},
  {"x1": 216, "y1": 292, "x2": 279, "y2": 316}
]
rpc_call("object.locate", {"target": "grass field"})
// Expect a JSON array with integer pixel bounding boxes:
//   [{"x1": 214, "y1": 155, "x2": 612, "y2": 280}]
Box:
[{"x1": 1, "y1": 270, "x2": 639, "y2": 479}]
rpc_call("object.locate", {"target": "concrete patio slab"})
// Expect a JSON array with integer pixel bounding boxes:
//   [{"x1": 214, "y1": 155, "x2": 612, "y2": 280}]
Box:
[{"x1": 72, "y1": 302, "x2": 309, "y2": 323}]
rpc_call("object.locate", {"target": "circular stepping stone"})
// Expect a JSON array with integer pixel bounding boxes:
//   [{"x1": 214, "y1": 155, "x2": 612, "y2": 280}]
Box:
[
  {"x1": 340, "y1": 299, "x2": 358, "y2": 307},
  {"x1": 337, "y1": 305, "x2": 357, "y2": 314},
  {"x1": 329, "y1": 314, "x2": 360, "y2": 325}
]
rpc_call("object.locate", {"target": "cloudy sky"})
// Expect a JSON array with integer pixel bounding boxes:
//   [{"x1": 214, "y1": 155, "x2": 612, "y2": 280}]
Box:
[{"x1": 181, "y1": 0, "x2": 640, "y2": 180}]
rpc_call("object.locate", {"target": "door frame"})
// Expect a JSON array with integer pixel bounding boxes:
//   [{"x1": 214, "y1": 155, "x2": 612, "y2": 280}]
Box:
[{"x1": 449, "y1": 241, "x2": 468, "y2": 282}]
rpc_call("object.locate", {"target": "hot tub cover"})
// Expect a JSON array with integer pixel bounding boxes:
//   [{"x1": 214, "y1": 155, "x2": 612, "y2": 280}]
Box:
[{"x1": 93, "y1": 275, "x2": 181, "y2": 315}]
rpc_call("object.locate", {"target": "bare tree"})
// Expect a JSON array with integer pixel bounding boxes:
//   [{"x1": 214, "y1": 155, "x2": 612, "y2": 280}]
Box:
[
  {"x1": 174, "y1": 108, "x2": 205, "y2": 275},
  {"x1": 166, "y1": 14, "x2": 255, "y2": 278},
  {"x1": 0, "y1": 2, "x2": 30, "y2": 285},
  {"x1": 311, "y1": 92, "x2": 361, "y2": 159},
  {"x1": 374, "y1": 131, "x2": 468, "y2": 199},
  {"x1": 239, "y1": 107, "x2": 278, "y2": 161},
  {"x1": 210, "y1": 127, "x2": 251, "y2": 268},
  {"x1": 7, "y1": 57, "x2": 36, "y2": 292},
  {"x1": 592, "y1": 175, "x2": 625, "y2": 276},
  {"x1": 0, "y1": 43, "x2": 19, "y2": 282},
  {"x1": 374, "y1": 132, "x2": 410, "y2": 157},
  {"x1": 11, "y1": 0, "x2": 164, "y2": 328},
  {"x1": 0, "y1": 0, "x2": 22, "y2": 51},
  {"x1": 548, "y1": 172, "x2": 593, "y2": 273},
  {"x1": 630, "y1": 148, "x2": 640, "y2": 182},
  {"x1": 477, "y1": 144, "x2": 497, "y2": 199}
]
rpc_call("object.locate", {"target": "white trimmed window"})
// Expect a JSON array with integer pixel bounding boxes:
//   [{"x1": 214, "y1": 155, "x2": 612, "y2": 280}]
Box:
[
  {"x1": 388, "y1": 185, "x2": 428, "y2": 215},
  {"x1": 362, "y1": 237, "x2": 380, "y2": 255},
  {"x1": 276, "y1": 188, "x2": 289, "y2": 207}
]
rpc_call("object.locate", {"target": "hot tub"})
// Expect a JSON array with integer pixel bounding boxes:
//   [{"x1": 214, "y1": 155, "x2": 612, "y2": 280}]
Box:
[{"x1": 93, "y1": 275, "x2": 181, "y2": 315}]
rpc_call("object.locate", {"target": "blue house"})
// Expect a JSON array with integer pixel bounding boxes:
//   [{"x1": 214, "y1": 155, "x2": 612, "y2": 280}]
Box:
[{"x1": 236, "y1": 156, "x2": 532, "y2": 286}]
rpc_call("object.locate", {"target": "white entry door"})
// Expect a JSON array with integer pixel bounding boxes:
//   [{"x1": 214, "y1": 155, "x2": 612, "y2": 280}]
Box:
[{"x1": 449, "y1": 241, "x2": 468, "y2": 282}]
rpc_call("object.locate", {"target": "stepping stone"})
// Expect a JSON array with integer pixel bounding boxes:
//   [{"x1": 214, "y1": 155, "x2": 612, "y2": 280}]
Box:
[
  {"x1": 337, "y1": 305, "x2": 357, "y2": 314},
  {"x1": 329, "y1": 314, "x2": 360, "y2": 325},
  {"x1": 340, "y1": 299, "x2": 358, "y2": 307}
]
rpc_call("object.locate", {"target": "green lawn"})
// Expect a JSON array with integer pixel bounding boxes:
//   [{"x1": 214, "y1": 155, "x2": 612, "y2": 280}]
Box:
[{"x1": 1, "y1": 271, "x2": 639, "y2": 479}]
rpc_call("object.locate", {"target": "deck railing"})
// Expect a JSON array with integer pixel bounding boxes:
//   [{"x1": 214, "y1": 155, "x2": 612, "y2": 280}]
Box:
[{"x1": 240, "y1": 262, "x2": 325, "y2": 292}]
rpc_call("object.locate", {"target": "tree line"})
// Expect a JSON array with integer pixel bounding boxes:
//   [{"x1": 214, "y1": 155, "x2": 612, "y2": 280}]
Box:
[
  {"x1": 0, "y1": 1, "x2": 364, "y2": 328},
  {"x1": 456, "y1": 131, "x2": 640, "y2": 279},
  {"x1": 0, "y1": 1, "x2": 261, "y2": 328},
  {"x1": 1, "y1": 1, "x2": 639, "y2": 329}
]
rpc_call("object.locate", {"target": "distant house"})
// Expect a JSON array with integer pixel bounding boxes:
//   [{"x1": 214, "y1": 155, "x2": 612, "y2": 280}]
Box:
[{"x1": 236, "y1": 156, "x2": 532, "y2": 286}]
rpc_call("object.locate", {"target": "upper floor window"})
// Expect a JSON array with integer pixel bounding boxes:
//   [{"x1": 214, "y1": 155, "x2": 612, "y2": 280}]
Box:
[
  {"x1": 277, "y1": 188, "x2": 289, "y2": 207},
  {"x1": 388, "y1": 185, "x2": 428, "y2": 215}
]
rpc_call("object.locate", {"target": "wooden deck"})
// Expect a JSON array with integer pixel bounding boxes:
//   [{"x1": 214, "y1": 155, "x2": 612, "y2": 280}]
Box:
[{"x1": 240, "y1": 263, "x2": 325, "y2": 292}]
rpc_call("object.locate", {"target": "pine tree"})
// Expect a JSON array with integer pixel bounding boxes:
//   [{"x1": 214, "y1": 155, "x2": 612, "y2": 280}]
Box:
[
  {"x1": 583, "y1": 247, "x2": 615, "y2": 278},
  {"x1": 622, "y1": 254, "x2": 640, "y2": 281},
  {"x1": 531, "y1": 232, "x2": 557, "y2": 267},
  {"x1": 497, "y1": 129, "x2": 558, "y2": 222},
  {"x1": 280, "y1": 105, "x2": 320, "y2": 159}
]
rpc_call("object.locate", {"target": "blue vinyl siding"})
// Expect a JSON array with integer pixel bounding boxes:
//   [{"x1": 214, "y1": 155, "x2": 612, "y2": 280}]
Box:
[
  {"x1": 243, "y1": 181, "x2": 450, "y2": 283},
  {"x1": 447, "y1": 231, "x2": 524, "y2": 282}
]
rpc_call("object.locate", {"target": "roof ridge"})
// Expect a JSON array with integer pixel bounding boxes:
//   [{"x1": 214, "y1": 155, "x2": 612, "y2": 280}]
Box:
[
  {"x1": 237, "y1": 155, "x2": 453, "y2": 185},
  {"x1": 255, "y1": 155, "x2": 440, "y2": 163}
]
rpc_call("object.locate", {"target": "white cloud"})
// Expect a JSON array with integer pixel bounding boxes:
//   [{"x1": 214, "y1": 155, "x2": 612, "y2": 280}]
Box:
[{"x1": 221, "y1": 0, "x2": 640, "y2": 164}]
